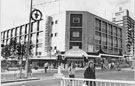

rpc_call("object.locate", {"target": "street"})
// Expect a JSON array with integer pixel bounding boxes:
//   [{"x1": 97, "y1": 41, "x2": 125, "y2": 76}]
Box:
[{"x1": 1, "y1": 68, "x2": 134, "y2": 86}]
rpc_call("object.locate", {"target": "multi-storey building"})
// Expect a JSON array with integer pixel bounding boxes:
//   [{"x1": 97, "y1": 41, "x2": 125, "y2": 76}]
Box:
[
  {"x1": 49, "y1": 11, "x2": 124, "y2": 55},
  {"x1": 1, "y1": 11, "x2": 125, "y2": 68},
  {"x1": 1, "y1": 20, "x2": 47, "y2": 57},
  {"x1": 112, "y1": 8, "x2": 135, "y2": 58}
]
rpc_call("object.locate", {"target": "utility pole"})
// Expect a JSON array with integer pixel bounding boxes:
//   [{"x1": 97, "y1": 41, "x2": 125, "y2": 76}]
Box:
[{"x1": 25, "y1": 0, "x2": 33, "y2": 78}]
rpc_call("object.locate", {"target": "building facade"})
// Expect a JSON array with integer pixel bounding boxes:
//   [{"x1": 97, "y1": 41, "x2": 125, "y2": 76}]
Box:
[
  {"x1": 49, "y1": 11, "x2": 124, "y2": 55},
  {"x1": 1, "y1": 11, "x2": 125, "y2": 67},
  {"x1": 1, "y1": 20, "x2": 47, "y2": 57},
  {"x1": 112, "y1": 8, "x2": 135, "y2": 57}
]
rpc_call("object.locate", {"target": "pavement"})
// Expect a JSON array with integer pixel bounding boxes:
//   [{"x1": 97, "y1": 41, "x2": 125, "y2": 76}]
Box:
[
  {"x1": 1, "y1": 67, "x2": 134, "y2": 75},
  {"x1": 1, "y1": 67, "x2": 134, "y2": 84}
]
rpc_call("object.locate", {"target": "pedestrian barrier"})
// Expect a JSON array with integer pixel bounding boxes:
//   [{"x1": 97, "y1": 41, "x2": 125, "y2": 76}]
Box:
[{"x1": 61, "y1": 77, "x2": 134, "y2": 86}]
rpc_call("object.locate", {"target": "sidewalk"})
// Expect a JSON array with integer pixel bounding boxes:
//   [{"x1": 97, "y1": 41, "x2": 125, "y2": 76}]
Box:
[{"x1": 1, "y1": 67, "x2": 133, "y2": 75}]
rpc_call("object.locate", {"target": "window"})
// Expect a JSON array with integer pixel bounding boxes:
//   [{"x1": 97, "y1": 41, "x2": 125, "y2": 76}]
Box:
[
  {"x1": 1, "y1": 32, "x2": 3, "y2": 40},
  {"x1": 17, "y1": 27, "x2": 20, "y2": 36},
  {"x1": 39, "y1": 52, "x2": 41, "y2": 55},
  {"x1": 95, "y1": 39, "x2": 101, "y2": 44},
  {"x1": 113, "y1": 26, "x2": 117, "y2": 36},
  {"x1": 51, "y1": 33, "x2": 53, "y2": 37},
  {"x1": 12, "y1": 29, "x2": 15, "y2": 37},
  {"x1": 55, "y1": 33, "x2": 57, "y2": 37},
  {"x1": 55, "y1": 20, "x2": 58, "y2": 24},
  {"x1": 73, "y1": 17, "x2": 80, "y2": 23},
  {"x1": 31, "y1": 33, "x2": 36, "y2": 44},
  {"x1": 102, "y1": 21, "x2": 107, "y2": 33},
  {"x1": 73, "y1": 32, "x2": 79, "y2": 37},
  {"x1": 102, "y1": 41, "x2": 107, "y2": 45},
  {"x1": 7, "y1": 30, "x2": 9, "y2": 38},
  {"x1": 95, "y1": 44, "x2": 100, "y2": 51},
  {"x1": 95, "y1": 19, "x2": 101, "y2": 31},
  {"x1": 32, "y1": 22, "x2": 38, "y2": 32},
  {"x1": 70, "y1": 14, "x2": 82, "y2": 27},
  {"x1": 102, "y1": 33, "x2": 107, "y2": 38},
  {"x1": 51, "y1": 21, "x2": 54, "y2": 25},
  {"x1": 8, "y1": 30, "x2": 11, "y2": 38},
  {"x1": 70, "y1": 28, "x2": 82, "y2": 41},
  {"x1": 4, "y1": 31, "x2": 7, "y2": 39},
  {"x1": 108, "y1": 24, "x2": 112, "y2": 34},
  {"x1": 95, "y1": 31, "x2": 101, "y2": 36},
  {"x1": 21, "y1": 25, "x2": 25, "y2": 35},
  {"x1": 70, "y1": 42, "x2": 82, "y2": 49}
]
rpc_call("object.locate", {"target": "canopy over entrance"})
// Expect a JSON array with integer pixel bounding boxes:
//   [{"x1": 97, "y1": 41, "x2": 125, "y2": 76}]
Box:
[{"x1": 63, "y1": 47, "x2": 88, "y2": 57}]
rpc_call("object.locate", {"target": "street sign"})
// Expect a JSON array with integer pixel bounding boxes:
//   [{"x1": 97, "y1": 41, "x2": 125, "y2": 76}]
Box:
[{"x1": 31, "y1": 9, "x2": 42, "y2": 21}]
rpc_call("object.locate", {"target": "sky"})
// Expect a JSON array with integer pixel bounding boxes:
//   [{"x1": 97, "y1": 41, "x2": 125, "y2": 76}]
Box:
[{"x1": 1, "y1": 0, "x2": 135, "y2": 31}]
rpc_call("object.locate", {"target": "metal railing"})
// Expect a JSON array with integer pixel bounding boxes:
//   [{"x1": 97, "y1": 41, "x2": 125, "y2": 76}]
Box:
[{"x1": 61, "y1": 77, "x2": 134, "y2": 86}]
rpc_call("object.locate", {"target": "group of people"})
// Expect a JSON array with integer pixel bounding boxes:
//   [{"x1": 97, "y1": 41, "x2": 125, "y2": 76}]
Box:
[{"x1": 68, "y1": 60, "x2": 96, "y2": 86}]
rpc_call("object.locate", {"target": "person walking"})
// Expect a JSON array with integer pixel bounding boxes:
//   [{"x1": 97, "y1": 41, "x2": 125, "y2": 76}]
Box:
[
  {"x1": 28, "y1": 64, "x2": 32, "y2": 78},
  {"x1": 68, "y1": 63, "x2": 75, "y2": 78},
  {"x1": 84, "y1": 60, "x2": 96, "y2": 86},
  {"x1": 68, "y1": 63, "x2": 76, "y2": 86},
  {"x1": 44, "y1": 62, "x2": 48, "y2": 73}
]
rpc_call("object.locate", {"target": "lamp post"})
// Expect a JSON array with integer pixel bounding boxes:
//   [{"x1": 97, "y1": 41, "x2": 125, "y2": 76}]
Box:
[{"x1": 25, "y1": 0, "x2": 33, "y2": 78}]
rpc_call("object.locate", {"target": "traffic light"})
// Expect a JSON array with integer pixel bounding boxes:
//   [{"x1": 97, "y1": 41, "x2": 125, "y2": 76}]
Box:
[{"x1": 16, "y1": 44, "x2": 21, "y2": 55}]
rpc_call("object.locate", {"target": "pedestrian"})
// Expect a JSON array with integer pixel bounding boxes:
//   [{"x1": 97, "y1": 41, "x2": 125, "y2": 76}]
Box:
[
  {"x1": 68, "y1": 63, "x2": 76, "y2": 86},
  {"x1": 84, "y1": 60, "x2": 96, "y2": 86},
  {"x1": 28, "y1": 64, "x2": 32, "y2": 78},
  {"x1": 111, "y1": 62, "x2": 115, "y2": 69},
  {"x1": 68, "y1": 63, "x2": 75, "y2": 78},
  {"x1": 108, "y1": 62, "x2": 111, "y2": 70},
  {"x1": 44, "y1": 62, "x2": 48, "y2": 73}
]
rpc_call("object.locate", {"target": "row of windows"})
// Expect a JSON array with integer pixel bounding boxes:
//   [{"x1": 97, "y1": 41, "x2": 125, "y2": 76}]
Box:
[
  {"x1": 1, "y1": 21, "x2": 43, "y2": 39},
  {"x1": 95, "y1": 31, "x2": 122, "y2": 38},
  {"x1": 95, "y1": 31, "x2": 122, "y2": 40},
  {"x1": 94, "y1": 39, "x2": 122, "y2": 47},
  {"x1": 2, "y1": 30, "x2": 43, "y2": 40},
  {"x1": 2, "y1": 32, "x2": 43, "y2": 45},
  {"x1": 95, "y1": 19, "x2": 122, "y2": 37},
  {"x1": 95, "y1": 44, "x2": 122, "y2": 54},
  {"x1": 50, "y1": 33, "x2": 58, "y2": 37}
]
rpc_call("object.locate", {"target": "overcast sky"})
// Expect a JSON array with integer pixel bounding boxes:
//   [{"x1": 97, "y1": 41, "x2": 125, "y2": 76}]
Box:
[{"x1": 1, "y1": 0, "x2": 135, "y2": 31}]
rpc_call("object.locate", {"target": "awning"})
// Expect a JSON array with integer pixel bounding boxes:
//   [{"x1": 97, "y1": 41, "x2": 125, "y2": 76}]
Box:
[
  {"x1": 63, "y1": 48, "x2": 88, "y2": 57},
  {"x1": 100, "y1": 54, "x2": 124, "y2": 58}
]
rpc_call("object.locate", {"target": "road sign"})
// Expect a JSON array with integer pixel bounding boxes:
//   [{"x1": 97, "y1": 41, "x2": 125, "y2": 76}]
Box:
[{"x1": 31, "y1": 9, "x2": 42, "y2": 21}]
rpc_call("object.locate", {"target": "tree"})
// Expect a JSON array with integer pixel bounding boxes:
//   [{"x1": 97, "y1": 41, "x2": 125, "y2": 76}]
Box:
[{"x1": 1, "y1": 45, "x2": 11, "y2": 59}]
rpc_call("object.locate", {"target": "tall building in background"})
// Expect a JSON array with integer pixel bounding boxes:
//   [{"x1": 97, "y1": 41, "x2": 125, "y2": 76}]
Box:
[{"x1": 112, "y1": 8, "x2": 135, "y2": 58}]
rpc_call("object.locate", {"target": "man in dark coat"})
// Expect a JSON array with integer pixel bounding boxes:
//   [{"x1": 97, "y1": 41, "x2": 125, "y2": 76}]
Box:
[{"x1": 84, "y1": 60, "x2": 96, "y2": 86}]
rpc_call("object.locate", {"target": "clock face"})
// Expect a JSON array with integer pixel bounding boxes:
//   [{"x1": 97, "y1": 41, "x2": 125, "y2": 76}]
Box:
[{"x1": 31, "y1": 9, "x2": 42, "y2": 21}]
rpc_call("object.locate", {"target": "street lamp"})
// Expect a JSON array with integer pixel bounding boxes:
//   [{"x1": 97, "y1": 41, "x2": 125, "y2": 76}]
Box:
[{"x1": 25, "y1": 0, "x2": 33, "y2": 78}]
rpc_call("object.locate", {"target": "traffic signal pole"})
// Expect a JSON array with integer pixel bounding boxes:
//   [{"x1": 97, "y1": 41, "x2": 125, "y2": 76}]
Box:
[{"x1": 25, "y1": 0, "x2": 33, "y2": 78}]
